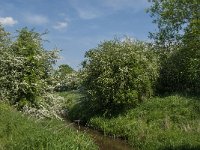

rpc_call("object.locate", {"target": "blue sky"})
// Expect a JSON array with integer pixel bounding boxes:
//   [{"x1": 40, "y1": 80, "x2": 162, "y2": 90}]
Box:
[{"x1": 0, "y1": 0, "x2": 156, "y2": 70}]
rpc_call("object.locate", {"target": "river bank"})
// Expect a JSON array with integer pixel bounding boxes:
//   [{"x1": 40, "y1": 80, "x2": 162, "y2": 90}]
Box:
[
  {"x1": 61, "y1": 91, "x2": 200, "y2": 150},
  {"x1": 72, "y1": 122, "x2": 133, "y2": 150},
  {"x1": 0, "y1": 102, "x2": 97, "y2": 150}
]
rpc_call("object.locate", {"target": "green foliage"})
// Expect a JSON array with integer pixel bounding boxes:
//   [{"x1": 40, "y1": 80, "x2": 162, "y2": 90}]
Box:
[
  {"x1": 89, "y1": 95, "x2": 200, "y2": 150},
  {"x1": 81, "y1": 38, "x2": 159, "y2": 114},
  {"x1": 0, "y1": 102, "x2": 97, "y2": 150},
  {"x1": 148, "y1": 0, "x2": 200, "y2": 94},
  {"x1": 57, "y1": 64, "x2": 74, "y2": 74},
  {"x1": 58, "y1": 91, "x2": 83, "y2": 109},
  {"x1": 0, "y1": 27, "x2": 58, "y2": 106},
  {"x1": 147, "y1": 0, "x2": 199, "y2": 49},
  {"x1": 158, "y1": 41, "x2": 200, "y2": 94},
  {"x1": 68, "y1": 97, "x2": 96, "y2": 123},
  {"x1": 54, "y1": 65, "x2": 80, "y2": 92},
  {"x1": 57, "y1": 91, "x2": 93, "y2": 123},
  {"x1": 0, "y1": 25, "x2": 12, "y2": 101}
]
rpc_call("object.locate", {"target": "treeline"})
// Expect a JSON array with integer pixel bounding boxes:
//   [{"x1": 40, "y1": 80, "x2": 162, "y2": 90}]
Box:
[
  {"x1": 149, "y1": 0, "x2": 200, "y2": 95},
  {"x1": 71, "y1": 0, "x2": 200, "y2": 117},
  {"x1": 0, "y1": 0, "x2": 199, "y2": 116}
]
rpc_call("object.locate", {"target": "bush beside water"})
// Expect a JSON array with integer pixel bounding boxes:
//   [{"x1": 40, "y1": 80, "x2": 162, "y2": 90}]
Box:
[{"x1": 81, "y1": 39, "x2": 159, "y2": 115}]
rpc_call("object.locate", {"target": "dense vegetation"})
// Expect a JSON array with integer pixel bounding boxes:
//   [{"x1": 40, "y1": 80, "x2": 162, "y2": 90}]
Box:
[
  {"x1": 0, "y1": 26, "x2": 98, "y2": 149},
  {"x1": 0, "y1": 0, "x2": 199, "y2": 149},
  {"x1": 67, "y1": 0, "x2": 200, "y2": 149},
  {"x1": 0, "y1": 102, "x2": 97, "y2": 150},
  {"x1": 81, "y1": 39, "x2": 158, "y2": 114},
  {"x1": 54, "y1": 64, "x2": 80, "y2": 92},
  {"x1": 148, "y1": 0, "x2": 200, "y2": 94},
  {"x1": 89, "y1": 95, "x2": 200, "y2": 149},
  {"x1": 0, "y1": 27, "x2": 58, "y2": 107}
]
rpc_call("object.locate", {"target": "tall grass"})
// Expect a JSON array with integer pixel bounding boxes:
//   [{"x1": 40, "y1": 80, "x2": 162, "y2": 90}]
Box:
[
  {"x1": 89, "y1": 95, "x2": 200, "y2": 149},
  {"x1": 0, "y1": 102, "x2": 98, "y2": 150}
]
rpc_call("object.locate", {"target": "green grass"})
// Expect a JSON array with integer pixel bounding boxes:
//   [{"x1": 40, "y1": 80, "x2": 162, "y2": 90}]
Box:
[
  {"x1": 85, "y1": 95, "x2": 200, "y2": 149},
  {"x1": 58, "y1": 90, "x2": 83, "y2": 109},
  {"x1": 58, "y1": 91, "x2": 200, "y2": 149},
  {"x1": 57, "y1": 91, "x2": 94, "y2": 122},
  {"x1": 0, "y1": 102, "x2": 98, "y2": 150}
]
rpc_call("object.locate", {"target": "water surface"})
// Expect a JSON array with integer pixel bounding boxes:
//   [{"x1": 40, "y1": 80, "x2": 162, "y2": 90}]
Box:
[{"x1": 74, "y1": 124, "x2": 133, "y2": 150}]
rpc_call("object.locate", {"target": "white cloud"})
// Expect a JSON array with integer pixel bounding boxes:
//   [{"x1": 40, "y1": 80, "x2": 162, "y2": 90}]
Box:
[
  {"x1": 53, "y1": 21, "x2": 68, "y2": 30},
  {"x1": 0, "y1": 17, "x2": 18, "y2": 26},
  {"x1": 25, "y1": 14, "x2": 48, "y2": 25}
]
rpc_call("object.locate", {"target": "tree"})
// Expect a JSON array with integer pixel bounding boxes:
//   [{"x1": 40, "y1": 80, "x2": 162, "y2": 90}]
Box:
[
  {"x1": 54, "y1": 64, "x2": 80, "y2": 91},
  {"x1": 81, "y1": 39, "x2": 159, "y2": 114},
  {"x1": 55, "y1": 64, "x2": 74, "y2": 80},
  {"x1": 148, "y1": 0, "x2": 199, "y2": 50},
  {"x1": 0, "y1": 27, "x2": 58, "y2": 106},
  {"x1": 148, "y1": 0, "x2": 200, "y2": 94},
  {"x1": 0, "y1": 25, "x2": 12, "y2": 101}
]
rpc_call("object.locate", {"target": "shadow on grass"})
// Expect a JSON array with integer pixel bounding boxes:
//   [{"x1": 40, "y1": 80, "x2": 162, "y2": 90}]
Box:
[
  {"x1": 68, "y1": 97, "x2": 134, "y2": 124},
  {"x1": 68, "y1": 98, "x2": 95, "y2": 124}
]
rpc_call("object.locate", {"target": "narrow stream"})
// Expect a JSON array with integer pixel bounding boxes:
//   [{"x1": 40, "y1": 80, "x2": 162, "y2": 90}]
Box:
[{"x1": 73, "y1": 124, "x2": 133, "y2": 150}]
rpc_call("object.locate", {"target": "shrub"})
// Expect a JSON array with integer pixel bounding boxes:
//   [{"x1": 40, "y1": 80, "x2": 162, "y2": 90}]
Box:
[
  {"x1": 0, "y1": 25, "x2": 12, "y2": 101},
  {"x1": 81, "y1": 38, "x2": 159, "y2": 114},
  {"x1": 22, "y1": 93, "x2": 67, "y2": 120},
  {"x1": 53, "y1": 64, "x2": 81, "y2": 92},
  {"x1": 0, "y1": 27, "x2": 58, "y2": 107},
  {"x1": 54, "y1": 71, "x2": 81, "y2": 92}
]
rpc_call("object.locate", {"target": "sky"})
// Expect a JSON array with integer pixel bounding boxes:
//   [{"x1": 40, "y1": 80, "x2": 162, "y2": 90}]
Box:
[{"x1": 0, "y1": 0, "x2": 156, "y2": 70}]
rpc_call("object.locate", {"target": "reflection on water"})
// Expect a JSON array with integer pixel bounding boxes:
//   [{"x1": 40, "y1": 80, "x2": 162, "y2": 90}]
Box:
[{"x1": 75, "y1": 124, "x2": 133, "y2": 150}]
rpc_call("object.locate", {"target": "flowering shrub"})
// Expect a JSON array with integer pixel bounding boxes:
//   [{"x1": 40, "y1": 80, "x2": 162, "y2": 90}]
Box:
[
  {"x1": 54, "y1": 65, "x2": 81, "y2": 91},
  {"x1": 81, "y1": 38, "x2": 159, "y2": 113},
  {"x1": 22, "y1": 93, "x2": 67, "y2": 120},
  {"x1": 55, "y1": 72, "x2": 81, "y2": 91},
  {"x1": 0, "y1": 27, "x2": 58, "y2": 107}
]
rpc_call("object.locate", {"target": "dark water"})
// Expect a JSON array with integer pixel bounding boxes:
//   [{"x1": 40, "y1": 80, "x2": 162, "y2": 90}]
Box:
[{"x1": 74, "y1": 124, "x2": 133, "y2": 150}]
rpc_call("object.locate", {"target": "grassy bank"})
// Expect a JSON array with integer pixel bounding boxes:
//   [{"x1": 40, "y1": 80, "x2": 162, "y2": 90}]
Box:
[
  {"x1": 0, "y1": 102, "x2": 97, "y2": 150},
  {"x1": 89, "y1": 95, "x2": 200, "y2": 149},
  {"x1": 64, "y1": 91, "x2": 200, "y2": 150}
]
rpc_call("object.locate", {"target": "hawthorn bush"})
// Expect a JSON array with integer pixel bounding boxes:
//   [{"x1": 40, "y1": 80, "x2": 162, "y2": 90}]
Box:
[
  {"x1": 0, "y1": 25, "x2": 12, "y2": 101},
  {"x1": 81, "y1": 39, "x2": 159, "y2": 114},
  {"x1": 54, "y1": 64, "x2": 81, "y2": 91},
  {"x1": 0, "y1": 27, "x2": 58, "y2": 107}
]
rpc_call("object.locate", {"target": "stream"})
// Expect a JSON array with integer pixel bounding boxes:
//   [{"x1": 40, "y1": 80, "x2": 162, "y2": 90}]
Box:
[{"x1": 73, "y1": 123, "x2": 133, "y2": 150}]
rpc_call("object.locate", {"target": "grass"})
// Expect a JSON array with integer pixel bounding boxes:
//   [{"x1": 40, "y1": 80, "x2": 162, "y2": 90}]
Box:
[
  {"x1": 0, "y1": 102, "x2": 98, "y2": 150},
  {"x1": 58, "y1": 90, "x2": 83, "y2": 109},
  {"x1": 65, "y1": 92, "x2": 200, "y2": 150},
  {"x1": 89, "y1": 95, "x2": 200, "y2": 149},
  {"x1": 57, "y1": 90, "x2": 94, "y2": 122}
]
